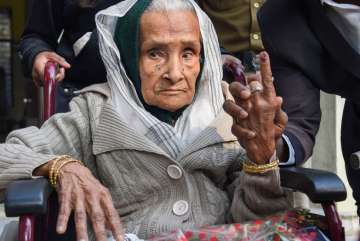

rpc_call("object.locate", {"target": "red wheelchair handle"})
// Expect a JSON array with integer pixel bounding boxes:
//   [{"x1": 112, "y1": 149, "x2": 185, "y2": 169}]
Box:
[{"x1": 43, "y1": 61, "x2": 57, "y2": 121}]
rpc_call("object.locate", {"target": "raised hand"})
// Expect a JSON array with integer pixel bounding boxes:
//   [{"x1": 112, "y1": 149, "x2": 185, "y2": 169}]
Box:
[
  {"x1": 224, "y1": 52, "x2": 287, "y2": 164},
  {"x1": 32, "y1": 51, "x2": 71, "y2": 87}
]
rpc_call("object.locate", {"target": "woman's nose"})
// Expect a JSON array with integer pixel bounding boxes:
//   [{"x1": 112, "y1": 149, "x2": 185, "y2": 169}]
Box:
[{"x1": 166, "y1": 57, "x2": 184, "y2": 83}]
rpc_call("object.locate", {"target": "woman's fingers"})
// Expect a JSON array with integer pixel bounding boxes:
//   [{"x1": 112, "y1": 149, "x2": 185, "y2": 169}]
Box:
[
  {"x1": 89, "y1": 200, "x2": 108, "y2": 241},
  {"x1": 259, "y1": 51, "x2": 276, "y2": 99},
  {"x1": 75, "y1": 199, "x2": 89, "y2": 241},
  {"x1": 228, "y1": 82, "x2": 252, "y2": 112},
  {"x1": 56, "y1": 187, "x2": 72, "y2": 234},
  {"x1": 231, "y1": 124, "x2": 256, "y2": 140},
  {"x1": 223, "y1": 100, "x2": 249, "y2": 120},
  {"x1": 274, "y1": 97, "x2": 288, "y2": 139},
  {"x1": 224, "y1": 52, "x2": 285, "y2": 164},
  {"x1": 224, "y1": 100, "x2": 256, "y2": 139},
  {"x1": 246, "y1": 73, "x2": 263, "y2": 104},
  {"x1": 101, "y1": 193, "x2": 124, "y2": 241},
  {"x1": 228, "y1": 82, "x2": 251, "y2": 100},
  {"x1": 56, "y1": 163, "x2": 124, "y2": 241}
]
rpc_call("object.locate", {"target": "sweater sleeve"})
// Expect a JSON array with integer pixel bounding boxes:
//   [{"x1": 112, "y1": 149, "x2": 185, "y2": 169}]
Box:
[
  {"x1": 0, "y1": 94, "x2": 92, "y2": 195},
  {"x1": 229, "y1": 169, "x2": 290, "y2": 222},
  {"x1": 225, "y1": 148, "x2": 291, "y2": 222}
]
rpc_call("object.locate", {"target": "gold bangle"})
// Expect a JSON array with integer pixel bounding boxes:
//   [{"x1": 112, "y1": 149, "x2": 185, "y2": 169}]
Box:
[
  {"x1": 48, "y1": 155, "x2": 71, "y2": 188},
  {"x1": 243, "y1": 159, "x2": 279, "y2": 174},
  {"x1": 50, "y1": 156, "x2": 70, "y2": 186},
  {"x1": 52, "y1": 159, "x2": 83, "y2": 188}
]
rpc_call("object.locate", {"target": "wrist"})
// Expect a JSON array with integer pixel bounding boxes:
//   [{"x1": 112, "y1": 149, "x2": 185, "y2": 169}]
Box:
[
  {"x1": 243, "y1": 152, "x2": 279, "y2": 174},
  {"x1": 247, "y1": 141, "x2": 276, "y2": 164},
  {"x1": 48, "y1": 156, "x2": 83, "y2": 188},
  {"x1": 248, "y1": 153, "x2": 274, "y2": 164},
  {"x1": 276, "y1": 137, "x2": 289, "y2": 162},
  {"x1": 33, "y1": 159, "x2": 56, "y2": 177}
]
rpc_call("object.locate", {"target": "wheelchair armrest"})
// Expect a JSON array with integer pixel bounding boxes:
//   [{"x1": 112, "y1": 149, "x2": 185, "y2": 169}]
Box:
[
  {"x1": 280, "y1": 167, "x2": 347, "y2": 203},
  {"x1": 4, "y1": 178, "x2": 52, "y2": 217}
]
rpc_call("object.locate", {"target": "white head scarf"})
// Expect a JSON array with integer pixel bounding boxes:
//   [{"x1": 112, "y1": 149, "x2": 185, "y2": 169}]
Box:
[{"x1": 95, "y1": 0, "x2": 224, "y2": 159}]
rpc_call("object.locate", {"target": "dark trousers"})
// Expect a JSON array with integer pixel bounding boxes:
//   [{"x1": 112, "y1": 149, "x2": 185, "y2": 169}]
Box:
[
  {"x1": 341, "y1": 100, "x2": 360, "y2": 217},
  {"x1": 55, "y1": 85, "x2": 78, "y2": 113}
]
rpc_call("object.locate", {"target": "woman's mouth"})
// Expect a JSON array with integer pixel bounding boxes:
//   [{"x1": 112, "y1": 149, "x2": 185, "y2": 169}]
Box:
[{"x1": 157, "y1": 89, "x2": 187, "y2": 96}]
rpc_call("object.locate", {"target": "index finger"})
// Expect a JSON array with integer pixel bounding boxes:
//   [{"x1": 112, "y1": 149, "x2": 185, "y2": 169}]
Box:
[{"x1": 259, "y1": 51, "x2": 276, "y2": 99}]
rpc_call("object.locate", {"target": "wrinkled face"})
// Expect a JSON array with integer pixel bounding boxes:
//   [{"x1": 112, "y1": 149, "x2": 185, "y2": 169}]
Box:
[{"x1": 139, "y1": 10, "x2": 201, "y2": 112}]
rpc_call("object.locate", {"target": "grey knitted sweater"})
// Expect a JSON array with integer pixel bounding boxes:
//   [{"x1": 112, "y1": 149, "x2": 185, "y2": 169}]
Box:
[{"x1": 0, "y1": 84, "x2": 289, "y2": 239}]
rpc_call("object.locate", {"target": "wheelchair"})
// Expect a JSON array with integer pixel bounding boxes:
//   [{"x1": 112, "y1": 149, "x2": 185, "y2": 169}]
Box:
[{"x1": 4, "y1": 62, "x2": 347, "y2": 241}]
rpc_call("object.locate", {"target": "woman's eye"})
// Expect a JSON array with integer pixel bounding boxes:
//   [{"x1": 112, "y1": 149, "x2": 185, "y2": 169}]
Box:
[
  {"x1": 183, "y1": 50, "x2": 194, "y2": 60},
  {"x1": 148, "y1": 50, "x2": 162, "y2": 59}
]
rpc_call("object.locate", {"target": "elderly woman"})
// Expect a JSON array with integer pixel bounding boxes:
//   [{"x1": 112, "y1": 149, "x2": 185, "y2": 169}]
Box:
[{"x1": 0, "y1": 0, "x2": 289, "y2": 240}]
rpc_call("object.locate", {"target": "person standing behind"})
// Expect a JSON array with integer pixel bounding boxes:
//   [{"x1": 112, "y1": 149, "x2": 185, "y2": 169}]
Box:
[
  {"x1": 18, "y1": 0, "x2": 123, "y2": 112},
  {"x1": 197, "y1": 0, "x2": 265, "y2": 70},
  {"x1": 258, "y1": 0, "x2": 360, "y2": 217},
  {"x1": 197, "y1": 0, "x2": 295, "y2": 166}
]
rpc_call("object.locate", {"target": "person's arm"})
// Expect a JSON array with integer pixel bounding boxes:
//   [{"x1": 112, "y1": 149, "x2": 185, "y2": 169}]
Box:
[
  {"x1": 18, "y1": 0, "x2": 70, "y2": 85},
  {"x1": 271, "y1": 57, "x2": 321, "y2": 165},
  {"x1": 223, "y1": 52, "x2": 290, "y2": 222},
  {"x1": 0, "y1": 93, "x2": 123, "y2": 241},
  {"x1": 0, "y1": 94, "x2": 92, "y2": 191},
  {"x1": 19, "y1": 0, "x2": 62, "y2": 77},
  {"x1": 228, "y1": 166, "x2": 289, "y2": 222},
  {"x1": 257, "y1": 7, "x2": 321, "y2": 165}
]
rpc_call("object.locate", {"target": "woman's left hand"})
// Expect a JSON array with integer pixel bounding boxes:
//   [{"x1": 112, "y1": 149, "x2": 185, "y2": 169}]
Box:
[
  {"x1": 223, "y1": 52, "x2": 287, "y2": 164},
  {"x1": 56, "y1": 162, "x2": 124, "y2": 241}
]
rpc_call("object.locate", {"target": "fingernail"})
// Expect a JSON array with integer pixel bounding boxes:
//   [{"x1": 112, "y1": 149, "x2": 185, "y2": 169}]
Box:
[
  {"x1": 57, "y1": 225, "x2": 64, "y2": 233},
  {"x1": 117, "y1": 234, "x2": 124, "y2": 241}
]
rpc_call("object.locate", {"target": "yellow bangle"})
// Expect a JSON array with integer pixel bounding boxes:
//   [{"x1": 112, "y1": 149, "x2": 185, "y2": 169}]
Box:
[
  {"x1": 243, "y1": 159, "x2": 279, "y2": 174},
  {"x1": 52, "y1": 159, "x2": 83, "y2": 188},
  {"x1": 49, "y1": 155, "x2": 71, "y2": 187}
]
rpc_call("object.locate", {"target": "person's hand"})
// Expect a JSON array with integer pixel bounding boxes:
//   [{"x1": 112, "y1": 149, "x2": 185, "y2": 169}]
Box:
[
  {"x1": 221, "y1": 54, "x2": 246, "y2": 85},
  {"x1": 32, "y1": 51, "x2": 71, "y2": 87},
  {"x1": 56, "y1": 162, "x2": 124, "y2": 241},
  {"x1": 222, "y1": 54, "x2": 242, "y2": 70},
  {"x1": 223, "y1": 52, "x2": 287, "y2": 164}
]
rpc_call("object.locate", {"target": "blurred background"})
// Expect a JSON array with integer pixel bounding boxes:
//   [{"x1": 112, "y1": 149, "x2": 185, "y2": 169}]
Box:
[{"x1": 0, "y1": 0, "x2": 39, "y2": 144}]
